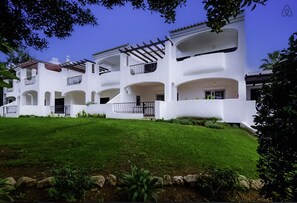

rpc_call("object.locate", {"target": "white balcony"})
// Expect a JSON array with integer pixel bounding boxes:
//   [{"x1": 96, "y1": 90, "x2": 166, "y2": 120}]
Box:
[
  {"x1": 7, "y1": 88, "x2": 13, "y2": 92},
  {"x1": 177, "y1": 53, "x2": 225, "y2": 75},
  {"x1": 67, "y1": 75, "x2": 82, "y2": 86},
  {"x1": 129, "y1": 62, "x2": 157, "y2": 75},
  {"x1": 155, "y1": 99, "x2": 256, "y2": 125},
  {"x1": 25, "y1": 76, "x2": 36, "y2": 85},
  {"x1": 100, "y1": 71, "x2": 120, "y2": 86}
]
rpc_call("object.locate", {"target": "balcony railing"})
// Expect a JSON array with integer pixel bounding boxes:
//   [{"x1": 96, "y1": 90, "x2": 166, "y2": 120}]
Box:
[
  {"x1": 25, "y1": 76, "x2": 36, "y2": 85},
  {"x1": 130, "y1": 62, "x2": 157, "y2": 75},
  {"x1": 6, "y1": 106, "x2": 17, "y2": 114},
  {"x1": 7, "y1": 88, "x2": 13, "y2": 92},
  {"x1": 67, "y1": 75, "x2": 82, "y2": 85},
  {"x1": 50, "y1": 105, "x2": 70, "y2": 116},
  {"x1": 113, "y1": 101, "x2": 155, "y2": 116}
]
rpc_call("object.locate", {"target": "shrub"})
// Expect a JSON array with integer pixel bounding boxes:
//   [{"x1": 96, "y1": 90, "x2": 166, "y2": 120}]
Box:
[
  {"x1": 196, "y1": 167, "x2": 240, "y2": 201},
  {"x1": 204, "y1": 121, "x2": 225, "y2": 129},
  {"x1": 155, "y1": 118, "x2": 166, "y2": 123},
  {"x1": 88, "y1": 113, "x2": 106, "y2": 118},
  {"x1": 191, "y1": 119, "x2": 206, "y2": 126},
  {"x1": 255, "y1": 33, "x2": 297, "y2": 201},
  {"x1": 76, "y1": 111, "x2": 106, "y2": 118},
  {"x1": 76, "y1": 110, "x2": 88, "y2": 118},
  {"x1": 118, "y1": 165, "x2": 162, "y2": 202},
  {"x1": 167, "y1": 119, "x2": 175, "y2": 123},
  {"x1": 19, "y1": 115, "x2": 40, "y2": 118},
  {"x1": 0, "y1": 178, "x2": 13, "y2": 202},
  {"x1": 48, "y1": 165, "x2": 94, "y2": 202},
  {"x1": 172, "y1": 118, "x2": 193, "y2": 125}
]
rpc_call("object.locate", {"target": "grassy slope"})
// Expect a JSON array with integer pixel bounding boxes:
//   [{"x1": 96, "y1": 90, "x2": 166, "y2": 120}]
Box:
[{"x1": 0, "y1": 117, "x2": 258, "y2": 178}]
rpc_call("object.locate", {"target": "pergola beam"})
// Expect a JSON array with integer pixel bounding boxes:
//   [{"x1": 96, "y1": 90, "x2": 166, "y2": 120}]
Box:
[
  {"x1": 137, "y1": 44, "x2": 158, "y2": 61},
  {"x1": 120, "y1": 38, "x2": 170, "y2": 62},
  {"x1": 143, "y1": 42, "x2": 163, "y2": 59},
  {"x1": 150, "y1": 40, "x2": 165, "y2": 55},
  {"x1": 157, "y1": 38, "x2": 165, "y2": 47},
  {"x1": 130, "y1": 45, "x2": 154, "y2": 63},
  {"x1": 60, "y1": 59, "x2": 94, "y2": 73},
  {"x1": 165, "y1": 36, "x2": 174, "y2": 46},
  {"x1": 124, "y1": 47, "x2": 149, "y2": 63}
]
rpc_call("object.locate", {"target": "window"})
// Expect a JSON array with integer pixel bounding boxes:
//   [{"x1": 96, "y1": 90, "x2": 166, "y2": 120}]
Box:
[
  {"x1": 100, "y1": 97, "x2": 109, "y2": 104},
  {"x1": 136, "y1": 95, "x2": 141, "y2": 106},
  {"x1": 205, "y1": 90, "x2": 225, "y2": 99},
  {"x1": 156, "y1": 94, "x2": 164, "y2": 101}
]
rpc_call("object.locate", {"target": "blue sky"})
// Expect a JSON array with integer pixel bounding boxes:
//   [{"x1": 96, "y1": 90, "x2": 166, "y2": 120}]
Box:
[{"x1": 16, "y1": 0, "x2": 297, "y2": 71}]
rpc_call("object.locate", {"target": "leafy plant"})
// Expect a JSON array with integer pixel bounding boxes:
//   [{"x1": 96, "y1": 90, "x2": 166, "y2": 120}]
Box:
[
  {"x1": 204, "y1": 120, "x2": 225, "y2": 129},
  {"x1": 0, "y1": 63, "x2": 19, "y2": 88},
  {"x1": 196, "y1": 167, "x2": 240, "y2": 201},
  {"x1": 154, "y1": 118, "x2": 166, "y2": 123},
  {"x1": 76, "y1": 110, "x2": 88, "y2": 118},
  {"x1": 76, "y1": 111, "x2": 106, "y2": 118},
  {"x1": 0, "y1": 178, "x2": 13, "y2": 202},
  {"x1": 118, "y1": 165, "x2": 162, "y2": 202},
  {"x1": 172, "y1": 118, "x2": 193, "y2": 125},
  {"x1": 88, "y1": 113, "x2": 106, "y2": 118},
  {"x1": 255, "y1": 33, "x2": 297, "y2": 201},
  {"x1": 48, "y1": 165, "x2": 94, "y2": 202}
]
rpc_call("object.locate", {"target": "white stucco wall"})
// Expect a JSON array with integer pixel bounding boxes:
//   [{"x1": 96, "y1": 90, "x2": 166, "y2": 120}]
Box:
[
  {"x1": 2, "y1": 14, "x2": 257, "y2": 127},
  {"x1": 155, "y1": 99, "x2": 256, "y2": 125},
  {"x1": 178, "y1": 78, "x2": 238, "y2": 100}
]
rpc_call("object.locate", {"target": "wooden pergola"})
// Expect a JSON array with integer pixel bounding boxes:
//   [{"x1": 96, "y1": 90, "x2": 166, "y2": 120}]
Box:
[
  {"x1": 19, "y1": 59, "x2": 61, "y2": 72},
  {"x1": 60, "y1": 59, "x2": 95, "y2": 73},
  {"x1": 119, "y1": 37, "x2": 173, "y2": 63},
  {"x1": 245, "y1": 72, "x2": 271, "y2": 85}
]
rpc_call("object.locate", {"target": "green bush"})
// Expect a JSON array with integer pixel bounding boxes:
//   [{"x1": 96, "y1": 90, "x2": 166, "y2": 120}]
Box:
[
  {"x1": 19, "y1": 115, "x2": 40, "y2": 118},
  {"x1": 76, "y1": 110, "x2": 106, "y2": 118},
  {"x1": 191, "y1": 119, "x2": 206, "y2": 126},
  {"x1": 204, "y1": 121, "x2": 225, "y2": 129},
  {"x1": 154, "y1": 117, "x2": 225, "y2": 128},
  {"x1": 0, "y1": 178, "x2": 13, "y2": 202},
  {"x1": 172, "y1": 118, "x2": 193, "y2": 125},
  {"x1": 76, "y1": 110, "x2": 88, "y2": 118},
  {"x1": 88, "y1": 113, "x2": 106, "y2": 118},
  {"x1": 118, "y1": 165, "x2": 162, "y2": 202},
  {"x1": 155, "y1": 118, "x2": 166, "y2": 123},
  {"x1": 255, "y1": 33, "x2": 297, "y2": 201},
  {"x1": 196, "y1": 167, "x2": 240, "y2": 201},
  {"x1": 48, "y1": 165, "x2": 94, "y2": 202}
]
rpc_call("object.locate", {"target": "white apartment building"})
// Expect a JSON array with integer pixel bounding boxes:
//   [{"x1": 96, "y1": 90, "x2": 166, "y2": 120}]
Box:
[{"x1": 1, "y1": 14, "x2": 265, "y2": 127}]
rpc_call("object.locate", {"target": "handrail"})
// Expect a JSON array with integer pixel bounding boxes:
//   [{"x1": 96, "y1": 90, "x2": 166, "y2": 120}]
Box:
[
  {"x1": 129, "y1": 61, "x2": 153, "y2": 67},
  {"x1": 50, "y1": 105, "x2": 71, "y2": 116},
  {"x1": 7, "y1": 88, "x2": 13, "y2": 92},
  {"x1": 6, "y1": 105, "x2": 17, "y2": 114},
  {"x1": 67, "y1": 75, "x2": 82, "y2": 85},
  {"x1": 113, "y1": 101, "x2": 155, "y2": 116},
  {"x1": 25, "y1": 76, "x2": 36, "y2": 85},
  {"x1": 176, "y1": 47, "x2": 236, "y2": 62},
  {"x1": 129, "y1": 62, "x2": 157, "y2": 75}
]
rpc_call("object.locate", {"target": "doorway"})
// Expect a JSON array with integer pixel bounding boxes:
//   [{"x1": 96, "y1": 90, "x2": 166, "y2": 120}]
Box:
[{"x1": 55, "y1": 98, "x2": 65, "y2": 113}]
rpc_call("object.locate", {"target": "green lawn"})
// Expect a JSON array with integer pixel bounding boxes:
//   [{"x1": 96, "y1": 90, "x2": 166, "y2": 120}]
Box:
[{"x1": 0, "y1": 117, "x2": 259, "y2": 178}]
